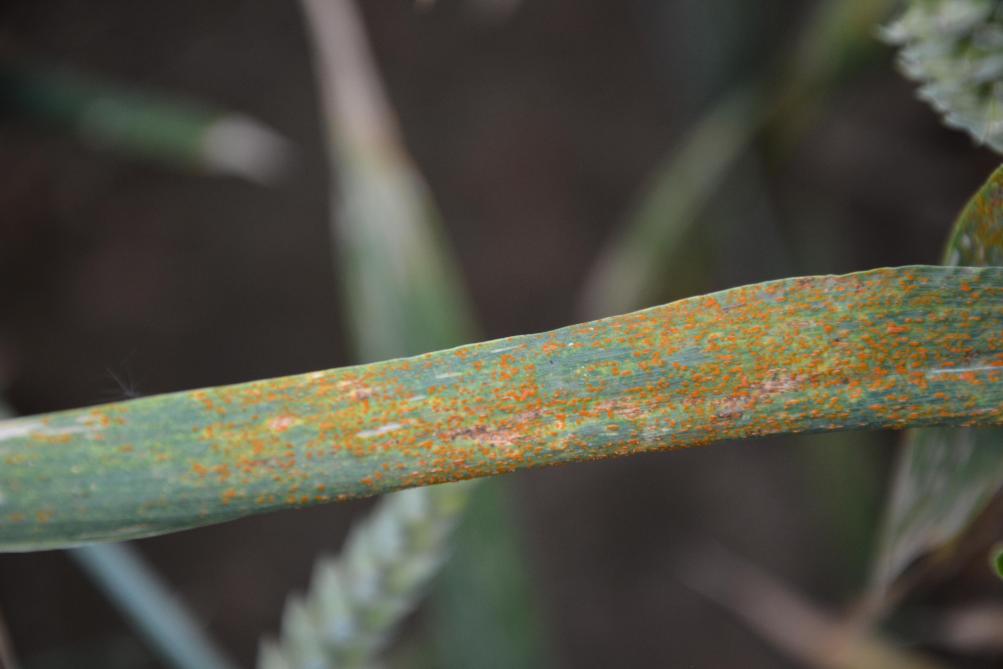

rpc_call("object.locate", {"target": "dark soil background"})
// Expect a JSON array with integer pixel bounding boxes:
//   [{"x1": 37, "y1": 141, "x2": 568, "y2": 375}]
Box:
[{"x1": 1, "y1": 1, "x2": 1001, "y2": 667}]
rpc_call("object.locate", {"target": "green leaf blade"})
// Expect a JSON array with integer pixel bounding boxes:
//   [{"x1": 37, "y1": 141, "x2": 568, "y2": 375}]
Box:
[{"x1": 3, "y1": 265, "x2": 1003, "y2": 551}]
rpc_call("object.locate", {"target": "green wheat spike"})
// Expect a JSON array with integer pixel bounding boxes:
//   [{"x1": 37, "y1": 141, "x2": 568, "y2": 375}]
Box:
[
  {"x1": 261, "y1": 483, "x2": 474, "y2": 669},
  {"x1": 885, "y1": 0, "x2": 1003, "y2": 152}
]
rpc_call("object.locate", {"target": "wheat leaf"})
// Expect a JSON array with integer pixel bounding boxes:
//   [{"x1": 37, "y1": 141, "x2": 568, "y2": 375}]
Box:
[{"x1": 3, "y1": 265, "x2": 1003, "y2": 551}]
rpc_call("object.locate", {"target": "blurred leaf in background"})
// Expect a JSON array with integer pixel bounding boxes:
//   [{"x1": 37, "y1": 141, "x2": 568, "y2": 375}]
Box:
[
  {"x1": 582, "y1": 0, "x2": 895, "y2": 319},
  {"x1": 579, "y1": 83, "x2": 762, "y2": 318},
  {"x1": 583, "y1": 0, "x2": 897, "y2": 592},
  {"x1": 992, "y1": 544, "x2": 1003, "y2": 580},
  {"x1": 0, "y1": 59, "x2": 290, "y2": 184},
  {"x1": 262, "y1": 1, "x2": 547, "y2": 667},
  {"x1": 874, "y1": 164, "x2": 1003, "y2": 591}
]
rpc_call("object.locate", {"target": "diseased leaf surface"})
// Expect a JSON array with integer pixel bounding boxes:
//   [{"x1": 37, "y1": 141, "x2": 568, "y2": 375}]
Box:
[
  {"x1": 875, "y1": 165, "x2": 1003, "y2": 588},
  {"x1": 2, "y1": 266, "x2": 1003, "y2": 551}
]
